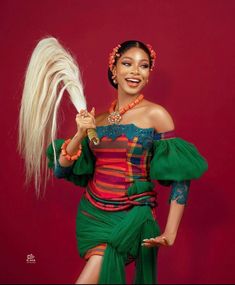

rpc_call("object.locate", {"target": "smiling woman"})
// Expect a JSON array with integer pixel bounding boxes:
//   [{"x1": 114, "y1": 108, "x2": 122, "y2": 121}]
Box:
[
  {"x1": 19, "y1": 38, "x2": 208, "y2": 284},
  {"x1": 113, "y1": 47, "x2": 150, "y2": 94},
  {"x1": 51, "y1": 40, "x2": 208, "y2": 284},
  {"x1": 108, "y1": 40, "x2": 155, "y2": 91}
]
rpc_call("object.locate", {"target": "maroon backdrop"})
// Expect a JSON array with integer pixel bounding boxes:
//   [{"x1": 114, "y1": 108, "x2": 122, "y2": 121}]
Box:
[{"x1": 1, "y1": 0, "x2": 234, "y2": 283}]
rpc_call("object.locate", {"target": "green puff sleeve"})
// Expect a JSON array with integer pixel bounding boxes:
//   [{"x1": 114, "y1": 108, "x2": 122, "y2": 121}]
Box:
[
  {"x1": 46, "y1": 136, "x2": 96, "y2": 187},
  {"x1": 150, "y1": 134, "x2": 208, "y2": 185}
]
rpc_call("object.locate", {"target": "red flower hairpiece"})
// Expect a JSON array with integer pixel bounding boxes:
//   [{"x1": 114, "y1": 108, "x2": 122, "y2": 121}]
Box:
[
  {"x1": 108, "y1": 44, "x2": 121, "y2": 71},
  {"x1": 146, "y1": 44, "x2": 157, "y2": 71}
]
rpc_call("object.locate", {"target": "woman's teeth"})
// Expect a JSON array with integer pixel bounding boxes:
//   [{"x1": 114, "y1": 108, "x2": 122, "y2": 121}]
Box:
[
  {"x1": 126, "y1": 78, "x2": 140, "y2": 83},
  {"x1": 125, "y1": 79, "x2": 141, "y2": 88}
]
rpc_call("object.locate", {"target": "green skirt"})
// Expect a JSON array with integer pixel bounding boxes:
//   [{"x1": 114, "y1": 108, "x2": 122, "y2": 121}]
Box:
[{"x1": 76, "y1": 193, "x2": 160, "y2": 284}]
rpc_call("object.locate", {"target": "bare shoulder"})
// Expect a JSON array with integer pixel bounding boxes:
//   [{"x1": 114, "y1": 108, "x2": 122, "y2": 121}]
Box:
[{"x1": 144, "y1": 100, "x2": 175, "y2": 133}]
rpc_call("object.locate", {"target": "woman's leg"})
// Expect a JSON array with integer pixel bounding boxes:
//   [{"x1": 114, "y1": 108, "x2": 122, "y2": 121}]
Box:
[{"x1": 75, "y1": 255, "x2": 103, "y2": 284}]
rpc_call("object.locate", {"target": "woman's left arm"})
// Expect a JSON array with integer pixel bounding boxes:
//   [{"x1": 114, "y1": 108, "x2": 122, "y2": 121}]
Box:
[
  {"x1": 142, "y1": 200, "x2": 185, "y2": 247},
  {"x1": 143, "y1": 104, "x2": 207, "y2": 247},
  {"x1": 143, "y1": 104, "x2": 185, "y2": 248}
]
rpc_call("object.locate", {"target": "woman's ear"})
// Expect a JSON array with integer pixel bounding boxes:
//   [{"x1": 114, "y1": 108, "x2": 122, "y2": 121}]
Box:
[
  {"x1": 112, "y1": 66, "x2": 117, "y2": 76},
  {"x1": 111, "y1": 67, "x2": 117, "y2": 84}
]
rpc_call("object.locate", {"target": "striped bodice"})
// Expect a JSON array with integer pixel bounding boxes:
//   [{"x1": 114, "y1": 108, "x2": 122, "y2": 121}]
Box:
[{"x1": 87, "y1": 124, "x2": 162, "y2": 200}]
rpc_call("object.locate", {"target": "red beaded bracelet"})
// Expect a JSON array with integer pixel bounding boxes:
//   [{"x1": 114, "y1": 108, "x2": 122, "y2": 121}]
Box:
[{"x1": 61, "y1": 139, "x2": 82, "y2": 161}]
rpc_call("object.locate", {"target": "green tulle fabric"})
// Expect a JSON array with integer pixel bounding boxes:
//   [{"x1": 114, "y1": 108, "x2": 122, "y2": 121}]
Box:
[
  {"x1": 46, "y1": 136, "x2": 96, "y2": 187},
  {"x1": 76, "y1": 180, "x2": 160, "y2": 284},
  {"x1": 150, "y1": 137, "x2": 208, "y2": 185}
]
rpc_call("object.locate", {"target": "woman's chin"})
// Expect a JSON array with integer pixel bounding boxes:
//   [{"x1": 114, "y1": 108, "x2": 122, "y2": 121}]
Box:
[{"x1": 118, "y1": 85, "x2": 145, "y2": 96}]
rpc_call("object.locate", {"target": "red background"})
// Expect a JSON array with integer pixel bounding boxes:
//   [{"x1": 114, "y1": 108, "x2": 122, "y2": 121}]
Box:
[{"x1": 1, "y1": 0, "x2": 235, "y2": 283}]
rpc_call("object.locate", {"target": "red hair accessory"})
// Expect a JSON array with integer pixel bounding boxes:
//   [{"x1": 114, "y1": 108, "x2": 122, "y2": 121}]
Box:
[
  {"x1": 108, "y1": 44, "x2": 121, "y2": 71},
  {"x1": 146, "y1": 44, "x2": 157, "y2": 71}
]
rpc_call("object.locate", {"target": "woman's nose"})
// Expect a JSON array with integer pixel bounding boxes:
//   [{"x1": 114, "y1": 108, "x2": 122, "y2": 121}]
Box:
[{"x1": 130, "y1": 65, "x2": 139, "y2": 74}]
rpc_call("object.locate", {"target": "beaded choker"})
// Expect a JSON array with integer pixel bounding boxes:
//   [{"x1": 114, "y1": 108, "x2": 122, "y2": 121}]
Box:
[{"x1": 107, "y1": 94, "x2": 144, "y2": 124}]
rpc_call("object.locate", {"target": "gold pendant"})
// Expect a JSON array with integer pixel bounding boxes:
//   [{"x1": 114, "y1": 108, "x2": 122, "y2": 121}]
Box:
[{"x1": 107, "y1": 111, "x2": 122, "y2": 124}]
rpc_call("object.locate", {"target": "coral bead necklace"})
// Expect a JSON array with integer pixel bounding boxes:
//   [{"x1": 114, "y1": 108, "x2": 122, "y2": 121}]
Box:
[{"x1": 107, "y1": 94, "x2": 144, "y2": 124}]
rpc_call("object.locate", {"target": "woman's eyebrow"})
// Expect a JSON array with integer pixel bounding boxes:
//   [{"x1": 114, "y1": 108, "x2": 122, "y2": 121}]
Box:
[{"x1": 122, "y1": 56, "x2": 149, "y2": 62}]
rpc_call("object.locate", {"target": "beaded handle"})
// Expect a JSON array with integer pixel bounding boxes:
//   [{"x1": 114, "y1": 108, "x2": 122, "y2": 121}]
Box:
[{"x1": 87, "y1": 128, "x2": 100, "y2": 145}]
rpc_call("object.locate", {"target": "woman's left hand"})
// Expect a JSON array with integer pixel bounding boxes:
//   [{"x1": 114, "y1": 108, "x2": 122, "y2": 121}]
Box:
[{"x1": 142, "y1": 233, "x2": 176, "y2": 247}]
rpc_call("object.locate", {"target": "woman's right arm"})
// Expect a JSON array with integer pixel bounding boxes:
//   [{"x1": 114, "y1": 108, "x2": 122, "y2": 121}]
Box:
[{"x1": 58, "y1": 107, "x2": 96, "y2": 167}]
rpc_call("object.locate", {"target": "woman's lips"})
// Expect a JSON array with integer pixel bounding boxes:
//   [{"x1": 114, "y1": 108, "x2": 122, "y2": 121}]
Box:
[{"x1": 125, "y1": 78, "x2": 141, "y2": 88}]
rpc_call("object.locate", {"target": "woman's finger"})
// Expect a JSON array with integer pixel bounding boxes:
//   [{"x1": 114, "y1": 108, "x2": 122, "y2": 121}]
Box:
[
  {"x1": 90, "y1": 107, "x2": 95, "y2": 116},
  {"x1": 142, "y1": 236, "x2": 169, "y2": 247}
]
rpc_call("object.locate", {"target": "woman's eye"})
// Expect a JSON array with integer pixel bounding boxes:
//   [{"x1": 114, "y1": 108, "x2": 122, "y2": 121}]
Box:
[
  {"x1": 122, "y1": 62, "x2": 131, "y2": 66},
  {"x1": 141, "y1": 64, "x2": 149, "y2": 69}
]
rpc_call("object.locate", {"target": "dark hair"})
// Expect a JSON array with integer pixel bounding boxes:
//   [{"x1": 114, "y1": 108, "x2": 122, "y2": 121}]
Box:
[{"x1": 108, "y1": 40, "x2": 153, "y2": 89}]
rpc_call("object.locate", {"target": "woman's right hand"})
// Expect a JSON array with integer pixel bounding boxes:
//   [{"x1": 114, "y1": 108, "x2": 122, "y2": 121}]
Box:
[
  {"x1": 75, "y1": 107, "x2": 96, "y2": 136},
  {"x1": 58, "y1": 107, "x2": 96, "y2": 167}
]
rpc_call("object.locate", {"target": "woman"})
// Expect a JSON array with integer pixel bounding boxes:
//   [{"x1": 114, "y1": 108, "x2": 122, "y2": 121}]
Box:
[{"x1": 46, "y1": 40, "x2": 208, "y2": 284}]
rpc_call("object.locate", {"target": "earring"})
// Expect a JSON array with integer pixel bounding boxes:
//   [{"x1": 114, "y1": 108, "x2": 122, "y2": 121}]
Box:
[{"x1": 112, "y1": 74, "x2": 117, "y2": 84}]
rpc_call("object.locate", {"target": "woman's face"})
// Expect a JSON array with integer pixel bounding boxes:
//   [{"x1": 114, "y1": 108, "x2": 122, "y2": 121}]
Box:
[{"x1": 112, "y1": 47, "x2": 150, "y2": 95}]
